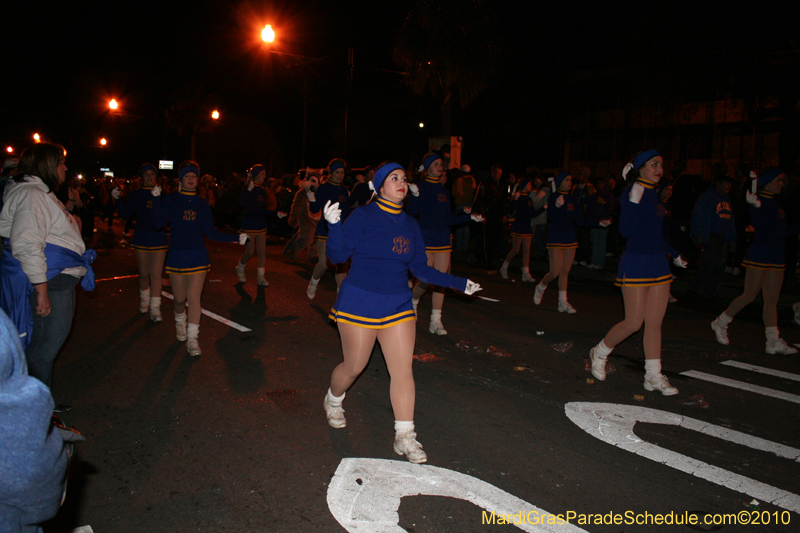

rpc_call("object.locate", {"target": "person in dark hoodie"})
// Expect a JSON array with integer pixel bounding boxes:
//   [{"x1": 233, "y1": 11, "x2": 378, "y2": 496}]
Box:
[
  {"x1": 689, "y1": 164, "x2": 736, "y2": 299},
  {"x1": 0, "y1": 308, "x2": 68, "y2": 533}
]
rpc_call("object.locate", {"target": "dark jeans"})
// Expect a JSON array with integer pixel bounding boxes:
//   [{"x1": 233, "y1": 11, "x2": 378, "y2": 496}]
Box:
[
  {"x1": 26, "y1": 273, "x2": 79, "y2": 390},
  {"x1": 690, "y1": 233, "x2": 729, "y2": 299},
  {"x1": 475, "y1": 220, "x2": 504, "y2": 269}
]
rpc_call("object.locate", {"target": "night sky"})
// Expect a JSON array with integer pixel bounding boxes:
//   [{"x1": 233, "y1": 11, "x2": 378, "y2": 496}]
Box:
[{"x1": 3, "y1": 1, "x2": 799, "y2": 178}]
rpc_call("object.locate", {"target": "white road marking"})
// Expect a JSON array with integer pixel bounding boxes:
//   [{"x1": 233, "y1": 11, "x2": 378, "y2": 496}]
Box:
[
  {"x1": 680, "y1": 370, "x2": 800, "y2": 404},
  {"x1": 160, "y1": 291, "x2": 251, "y2": 333},
  {"x1": 565, "y1": 402, "x2": 800, "y2": 513},
  {"x1": 720, "y1": 360, "x2": 800, "y2": 382},
  {"x1": 328, "y1": 458, "x2": 589, "y2": 532},
  {"x1": 477, "y1": 296, "x2": 500, "y2": 302}
]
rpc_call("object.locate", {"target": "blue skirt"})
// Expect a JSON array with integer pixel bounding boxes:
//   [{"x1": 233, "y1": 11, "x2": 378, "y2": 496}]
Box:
[
  {"x1": 615, "y1": 251, "x2": 672, "y2": 287},
  {"x1": 329, "y1": 282, "x2": 416, "y2": 329},
  {"x1": 742, "y1": 245, "x2": 785, "y2": 271},
  {"x1": 421, "y1": 229, "x2": 452, "y2": 253},
  {"x1": 166, "y1": 248, "x2": 210, "y2": 275},
  {"x1": 131, "y1": 229, "x2": 168, "y2": 252}
]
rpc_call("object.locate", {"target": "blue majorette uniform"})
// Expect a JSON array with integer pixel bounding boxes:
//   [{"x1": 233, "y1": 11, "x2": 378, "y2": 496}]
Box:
[
  {"x1": 546, "y1": 189, "x2": 596, "y2": 249},
  {"x1": 509, "y1": 194, "x2": 545, "y2": 238},
  {"x1": 309, "y1": 181, "x2": 351, "y2": 241},
  {"x1": 152, "y1": 189, "x2": 238, "y2": 275},
  {"x1": 615, "y1": 178, "x2": 679, "y2": 287},
  {"x1": 741, "y1": 191, "x2": 800, "y2": 271},
  {"x1": 405, "y1": 177, "x2": 470, "y2": 253},
  {"x1": 116, "y1": 186, "x2": 168, "y2": 252},
  {"x1": 326, "y1": 195, "x2": 469, "y2": 328},
  {"x1": 239, "y1": 185, "x2": 279, "y2": 236}
]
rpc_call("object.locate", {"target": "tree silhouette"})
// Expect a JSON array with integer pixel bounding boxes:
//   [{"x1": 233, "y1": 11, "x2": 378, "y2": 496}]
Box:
[{"x1": 393, "y1": 0, "x2": 498, "y2": 136}]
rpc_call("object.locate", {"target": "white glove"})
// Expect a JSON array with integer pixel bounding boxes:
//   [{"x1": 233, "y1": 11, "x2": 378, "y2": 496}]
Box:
[
  {"x1": 306, "y1": 191, "x2": 316, "y2": 202},
  {"x1": 111, "y1": 187, "x2": 121, "y2": 200},
  {"x1": 513, "y1": 192, "x2": 521, "y2": 201},
  {"x1": 464, "y1": 280, "x2": 482, "y2": 295},
  {"x1": 247, "y1": 181, "x2": 255, "y2": 191},
  {"x1": 462, "y1": 206, "x2": 472, "y2": 214},
  {"x1": 555, "y1": 195, "x2": 565, "y2": 208},
  {"x1": 277, "y1": 211, "x2": 288, "y2": 219},
  {"x1": 745, "y1": 191, "x2": 761, "y2": 208},
  {"x1": 151, "y1": 185, "x2": 161, "y2": 197},
  {"x1": 239, "y1": 233, "x2": 249, "y2": 245},
  {"x1": 470, "y1": 214, "x2": 484, "y2": 223},
  {"x1": 599, "y1": 218, "x2": 612, "y2": 228},
  {"x1": 323, "y1": 200, "x2": 341, "y2": 224},
  {"x1": 408, "y1": 183, "x2": 419, "y2": 197},
  {"x1": 673, "y1": 255, "x2": 688, "y2": 268},
  {"x1": 629, "y1": 183, "x2": 644, "y2": 204}
]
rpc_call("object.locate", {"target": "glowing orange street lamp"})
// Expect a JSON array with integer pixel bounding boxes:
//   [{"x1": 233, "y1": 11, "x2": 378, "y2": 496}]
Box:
[
  {"x1": 109, "y1": 99, "x2": 118, "y2": 110},
  {"x1": 261, "y1": 24, "x2": 275, "y2": 43},
  {"x1": 100, "y1": 138, "x2": 108, "y2": 146},
  {"x1": 6, "y1": 146, "x2": 12, "y2": 153},
  {"x1": 33, "y1": 133, "x2": 41, "y2": 142},
  {"x1": 211, "y1": 109, "x2": 220, "y2": 120}
]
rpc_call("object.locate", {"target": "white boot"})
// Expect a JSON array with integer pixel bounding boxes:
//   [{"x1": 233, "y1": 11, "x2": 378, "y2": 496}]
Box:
[
  {"x1": 429, "y1": 309, "x2": 447, "y2": 335},
  {"x1": 236, "y1": 262, "x2": 246, "y2": 283},
  {"x1": 323, "y1": 389, "x2": 346, "y2": 428},
  {"x1": 557, "y1": 291, "x2": 576, "y2": 314},
  {"x1": 521, "y1": 267, "x2": 536, "y2": 283},
  {"x1": 589, "y1": 340, "x2": 612, "y2": 381},
  {"x1": 499, "y1": 261, "x2": 509, "y2": 279},
  {"x1": 765, "y1": 327, "x2": 798, "y2": 354},
  {"x1": 393, "y1": 421, "x2": 427, "y2": 464},
  {"x1": 533, "y1": 283, "x2": 546, "y2": 305},
  {"x1": 187, "y1": 323, "x2": 201, "y2": 357},
  {"x1": 307, "y1": 277, "x2": 319, "y2": 299},
  {"x1": 139, "y1": 288, "x2": 150, "y2": 313},
  {"x1": 149, "y1": 297, "x2": 162, "y2": 322},
  {"x1": 175, "y1": 311, "x2": 187, "y2": 341},
  {"x1": 257, "y1": 267, "x2": 269, "y2": 287}
]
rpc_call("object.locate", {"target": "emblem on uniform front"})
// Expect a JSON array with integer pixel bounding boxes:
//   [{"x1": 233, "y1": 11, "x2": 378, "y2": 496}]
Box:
[
  {"x1": 146, "y1": 200, "x2": 152, "y2": 209},
  {"x1": 183, "y1": 209, "x2": 197, "y2": 221},
  {"x1": 438, "y1": 193, "x2": 447, "y2": 203},
  {"x1": 567, "y1": 204, "x2": 574, "y2": 211},
  {"x1": 656, "y1": 204, "x2": 666, "y2": 217},
  {"x1": 392, "y1": 236, "x2": 410, "y2": 254}
]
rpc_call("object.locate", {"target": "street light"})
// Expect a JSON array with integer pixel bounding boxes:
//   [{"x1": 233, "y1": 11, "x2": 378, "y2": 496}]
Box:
[
  {"x1": 33, "y1": 133, "x2": 40, "y2": 142},
  {"x1": 109, "y1": 98, "x2": 118, "y2": 111},
  {"x1": 261, "y1": 24, "x2": 275, "y2": 43},
  {"x1": 211, "y1": 109, "x2": 220, "y2": 120},
  {"x1": 6, "y1": 146, "x2": 12, "y2": 153},
  {"x1": 419, "y1": 123, "x2": 425, "y2": 128},
  {"x1": 100, "y1": 138, "x2": 108, "y2": 146}
]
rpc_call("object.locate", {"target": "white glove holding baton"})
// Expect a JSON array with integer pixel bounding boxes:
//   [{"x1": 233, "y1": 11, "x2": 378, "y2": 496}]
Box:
[
  {"x1": 555, "y1": 195, "x2": 565, "y2": 208},
  {"x1": 151, "y1": 185, "x2": 161, "y2": 197},
  {"x1": 629, "y1": 183, "x2": 645, "y2": 204},
  {"x1": 599, "y1": 218, "x2": 612, "y2": 228},
  {"x1": 239, "y1": 233, "x2": 249, "y2": 245},
  {"x1": 111, "y1": 187, "x2": 121, "y2": 200},
  {"x1": 277, "y1": 211, "x2": 288, "y2": 219},
  {"x1": 408, "y1": 183, "x2": 420, "y2": 197},
  {"x1": 745, "y1": 191, "x2": 761, "y2": 208},
  {"x1": 306, "y1": 191, "x2": 316, "y2": 203},
  {"x1": 323, "y1": 200, "x2": 341, "y2": 224},
  {"x1": 470, "y1": 214, "x2": 484, "y2": 223},
  {"x1": 464, "y1": 280, "x2": 482, "y2": 295},
  {"x1": 673, "y1": 255, "x2": 688, "y2": 268}
]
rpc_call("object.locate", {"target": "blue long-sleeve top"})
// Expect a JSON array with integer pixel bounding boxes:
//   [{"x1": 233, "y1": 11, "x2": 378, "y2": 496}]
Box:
[
  {"x1": 508, "y1": 194, "x2": 546, "y2": 234},
  {"x1": 115, "y1": 186, "x2": 161, "y2": 232},
  {"x1": 619, "y1": 179, "x2": 679, "y2": 257},
  {"x1": 327, "y1": 196, "x2": 469, "y2": 294},
  {"x1": 309, "y1": 182, "x2": 351, "y2": 238},
  {"x1": 239, "y1": 185, "x2": 281, "y2": 231},
  {"x1": 406, "y1": 179, "x2": 471, "y2": 232},
  {"x1": 546, "y1": 191, "x2": 598, "y2": 243},
  {"x1": 690, "y1": 187, "x2": 736, "y2": 244},
  {"x1": 585, "y1": 189, "x2": 616, "y2": 223},
  {"x1": 748, "y1": 192, "x2": 800, "y2": 256},
  {"x1": 151, "y1": 191, "x2": 238, "y2": 249}
]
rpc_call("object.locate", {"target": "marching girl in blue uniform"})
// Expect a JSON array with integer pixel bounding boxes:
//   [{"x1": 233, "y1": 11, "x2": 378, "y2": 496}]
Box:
[
  {"x1": 533, "y1": 171, "x2": 608, "y2": 313},
  {"x1": 321, "y1": 162, "x2": 481, "y2": 463},
  {"x1": 500, "y1": 178, "x2": 544, "y2": 282},
  {"x1": 407, "y1": 152, "x2": 481, "y2": 335},
  {"x1": 235, "y1": 164, "x2": 286, "y2": 287},
  {"x1": 113, "y1": 163, "x2": 168, "y2": 321},
  {"x1": 712, "y1": 168, "x2": 800, "y2": 354},
  {"x1": 151, "y1": 161, "x2": 245, "y2": 357},
  {"x1": 306, "y1": 158, "x2": 351, "y2": 299},
  {"x1": 589, "y1": 150, "x2": 688, "y2": 395}
]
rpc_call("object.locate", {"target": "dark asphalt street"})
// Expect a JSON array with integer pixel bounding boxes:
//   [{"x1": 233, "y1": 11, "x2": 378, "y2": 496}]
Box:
[{"x1": 43, "y1": 226, "x2": 800, "y2": 533}]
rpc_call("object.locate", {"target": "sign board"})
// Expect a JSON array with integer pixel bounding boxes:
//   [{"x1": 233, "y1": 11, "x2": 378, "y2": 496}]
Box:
[{"x1": 159, "y1": 160, "x2": 174, "y2": 170}]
